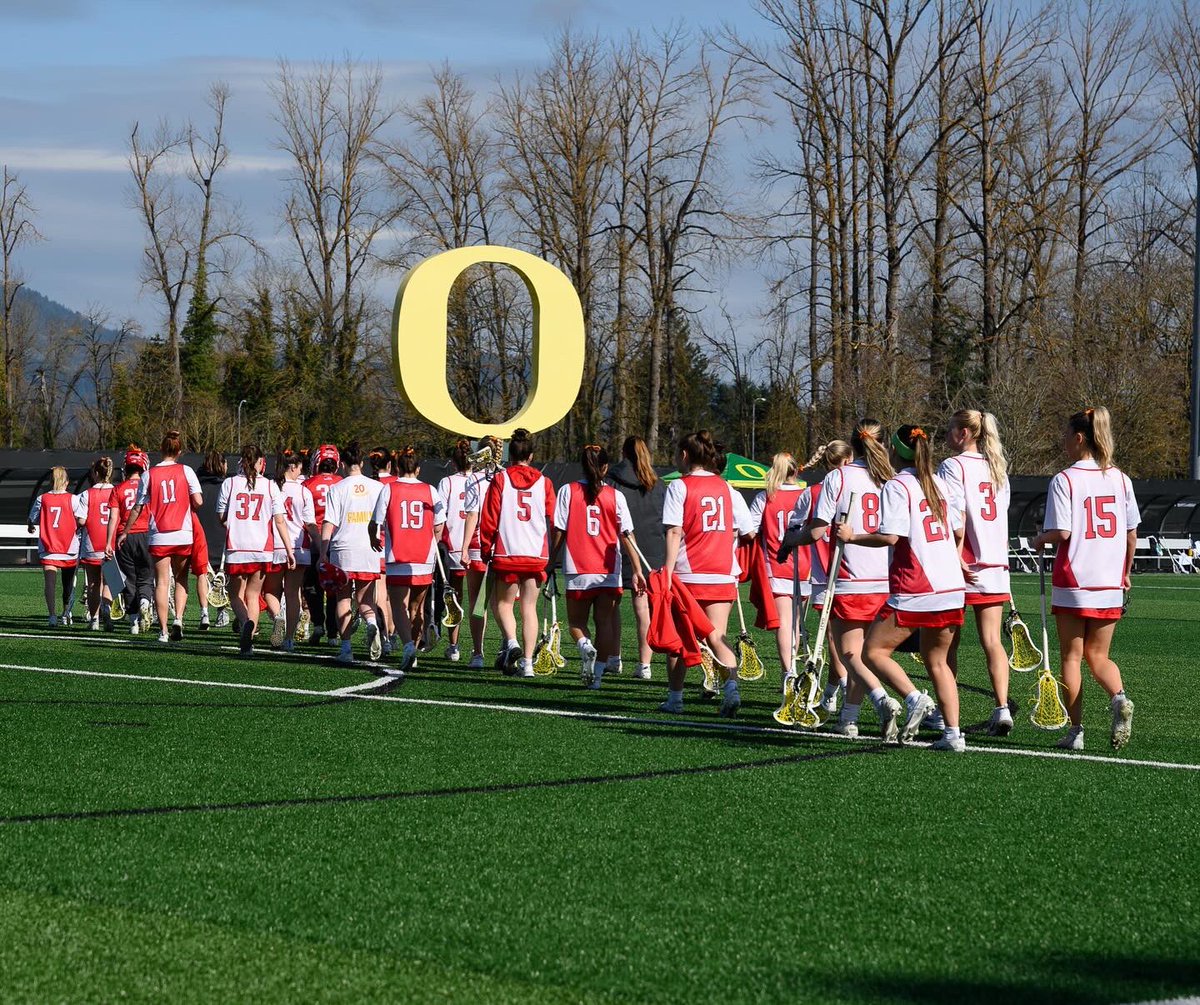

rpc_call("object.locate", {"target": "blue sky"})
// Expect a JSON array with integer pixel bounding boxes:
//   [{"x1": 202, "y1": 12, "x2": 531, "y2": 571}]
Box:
[{"x1": 0, "y1": 0, "x2": 768, "y2": 332}]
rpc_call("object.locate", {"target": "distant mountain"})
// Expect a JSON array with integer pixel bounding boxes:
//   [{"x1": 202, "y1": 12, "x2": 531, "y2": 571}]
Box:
[{"x1": 11, "y1": 286, "x2": 122, "y2": 341}]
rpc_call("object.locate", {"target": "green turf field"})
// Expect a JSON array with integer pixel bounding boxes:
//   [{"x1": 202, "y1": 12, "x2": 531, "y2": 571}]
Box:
[{"x1": 1, "y1": 568, "x2": 1197, "y2": 1004}]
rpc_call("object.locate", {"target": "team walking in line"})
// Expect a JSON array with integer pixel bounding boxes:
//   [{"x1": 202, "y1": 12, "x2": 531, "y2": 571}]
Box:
[{"x1": 26, "y1": 405, "x2": 1139, "y2": 752}]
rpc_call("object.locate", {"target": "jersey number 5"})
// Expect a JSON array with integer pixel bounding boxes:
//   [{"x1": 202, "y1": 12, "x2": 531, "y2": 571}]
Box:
[{"x1": 516, "y1": 489, "x2": 533, "y2": 522}]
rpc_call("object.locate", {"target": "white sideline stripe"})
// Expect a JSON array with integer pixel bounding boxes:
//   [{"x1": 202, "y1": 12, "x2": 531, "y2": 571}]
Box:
[
  {"x1": 1122, "y1": 998, "x2": 1200, "y2": 1005},
  {"x1": 2, "y1": 661, "x2": 1199, "y2": 774}
]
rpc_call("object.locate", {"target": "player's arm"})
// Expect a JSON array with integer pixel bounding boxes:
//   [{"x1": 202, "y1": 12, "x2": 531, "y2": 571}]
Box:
[
  {"x1": 460, "y1": 510, "x2": 479, "y2": 568},
  {"x1": 621, "y1": 531, "x2": 647, "y2": 593},
  {"x1": 663, "y1": 525, "x2": 682, "y2": 582}
]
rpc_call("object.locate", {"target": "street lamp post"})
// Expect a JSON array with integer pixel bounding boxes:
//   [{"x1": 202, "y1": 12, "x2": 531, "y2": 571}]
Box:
[
  {"x1": 751, "y1": 397, "x2": 767, "y2": 459},
  {"x1": 236, "y1": 399, "x2": 248, "y2": 453}
]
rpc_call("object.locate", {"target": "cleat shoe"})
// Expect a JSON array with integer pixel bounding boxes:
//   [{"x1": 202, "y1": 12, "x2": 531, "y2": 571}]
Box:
[
  {"x1": 494, "y1": 647, "x2": 510, "y2": 675},
  {"x1": 238, "y1": 619, "x2": 254, "y2": 656},
  {"x1": 366, "y1": 622, "x2": 382, "y2": 661},
  {"x1": 215, "y1": 608, "x2": 230, "y2": 629},
  {"x1": 988, "y1": 707, "x2": 1014, "y2": 737},
  {"x1": 900, "y1": 692, "x2": 934, "y2": 744},
  {"x1": 47, "y1": 615, "x2": 58, "y2": 628},
  {"x1": 579, "y1": 639, "x2": 598, "y2": 687},
  {"x1": 1111, "y1": 696, "x2": 1134, "y2": 750},
  {"x1": 281, "y1": 640, "x2": 295, "y2": 653},
  {"x1": 931, "y1": 733, "x2": 967, "y2": 753},
  {"x1": 446, "y1": 644, "x2": 461, "y2": 662},
  {"x1": 659, "y1": 696, "x2": 684, "y2": 714},
  {"x1": 335, "y1": 642, "x2": 354, "y2": 666},
  {"x1": 503, "y1": 646, "x2": 522, "y2": 677},
  {"x1": 309, "y1": 628, "x2": 325, "y2": 647},
  {"x1": 698, "y1": 686, "x2": 718, "y2": 703},
  {"x1": 830, "y1": 719, "x2": 859, "y2": 739},
  {"x1": 607, "y1": 659, "x2": 623, "y2": 677},
  {"x1": 1056, "y1": 726, "x2": 1084, "y2": 751},
  {"x1": 158, "y1": 632, "x2": 170, "y2": 644},
  {"x1": 89, "y1": 617, "x2": 100, "y2": 631},
  {"x1": 634, "y1": 663, "x2": 651, "y2": 680},
  {"x1": 400, "y1": 641, "x2": 417, "y2": 672},
  {"x1": 270, "y1": 616, "x2": 286, "y2": 649},
  {"x1": 62, "y1": 611, "x2": 73, "y2": 627},
  {"x1": 199, "y1": 611, "x2": 210, "y2": 632},
  {"x1": 719, "y1": 680, "x2": 741, "y2": 718},
  {"x1": 169, "y1": 622, "x2": 183, "y2": 643},
  {"x1": 130, "y1": 619, "x2": 140, "y2": 636},
  {"x1": 819, "y1": 684, "x2": 843, "y2": 716},
  {"x1": 878, "y1": 696, "x2": 902, "y2": 743},
  {"x1": 139, "y1": 599, "x2": 152, "y2": 633},
  {"x1": 468, "y1": 652, "x2": 484, "y2": 669},
  {"x1": 923, "y1": 706, "x2": 945, "y2": 732},
  {"x1": 518, "y1": 658, "x2": 535, "y2": 678}
]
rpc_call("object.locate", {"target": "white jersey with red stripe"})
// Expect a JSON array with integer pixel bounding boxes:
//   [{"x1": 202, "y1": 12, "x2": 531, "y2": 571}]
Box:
[
  {"x1": 482, "y1": 467, "x2": 554, "y2": 567},
  {"x1": 324, "y1": 473, "x2": 385, "y2": 575},
  {"x1": 437, "y1": 472, "x2": 471, "y2": 570},
  {"x1": 373, "y1": 477, "x2": 444, "y2": 577},
  {"x1": 814, "y1": 461, "x2": 890, "y2": 596},
  {"x1": 662, "y1": 471, "x2": 754, "y2": 585},
  {"x1": 790, "y1": 483, "x2": 833, "y2": 603},
  {"x1": 274, "y1": 480, "x2": 316, "y2": 566},
  {"x1": 217, "y1": 474, "x2": 283, "y2": 564},
  {"x1": 76, "y1": 484, "x2": 115, "y2": 560},
  {"x1": 938, "y1": 451, "x2": 1011, "y2": 595},
  {"x1": 136, "y1": 461, "x2": 201, "y2": 547},
  {"x1": 29, "y1": 491, "x2": 84, "y2": 562},
  {"x1": 464, "y1": 470, "x2": 492, "y2": 564},
  {"x1": 878, "y1": 469, "x2": 965, "y2": 612},
  {"x1": 1043, "y1": 459, "x2": 1138, "y2": 610},
  {"x1": 554, "y1": 482, "x2": 633, "y2": 591},
  {"x1": 750, "y1": 484, "x2": 808, "y2": 596}
]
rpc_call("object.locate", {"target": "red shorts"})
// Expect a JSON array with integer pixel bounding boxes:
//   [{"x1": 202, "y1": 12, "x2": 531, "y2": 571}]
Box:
[
  {"x1": 965, "y1": 593, "x2": 1010, "y2": 607},
  {"x1": 191, "y1": 530, "x2": 209, "y2": 576},
  {"x1": 81, "y1": 557, "x2": 102, "y2": 568},
  {"x1": 227, "y1": 562, "x2": 268, "y2": 577},
  {"x1": 347, "y1": 572, "x2": 380, "y2": 585},
  {"x1": 266, "y1": 562, "x2": 286, "y2": 575},
  {"x1": 567, "y1": 587, "x2": 623, "y2": 600},
  {"x1": 685, "y1": 582, "x2": 737, "y2": 603},
  {"x1": 387, "y1": 573, "x2": 433, "y2": 587},
  {"x1": 468, "y1": 560, "x2": 487, "y2": 574},
  {"x1": 494, "y1": 569, "x2": 548, "y2": 586},
  {"x1": 831, "y1": 593, "x2": 888, "y2": 623},
  {"x1": 42, "y1": 558, "x2": 77, "y2": 569},
  {"x1": 150, "y1": 544, "x2": 192, "y2": 559},
  {"x1": 885, "y1": 606, "x2": 965, "y2": 628},
  {"x1": 1053, "y1": 605, "x2": 1122, "y2": 621}
]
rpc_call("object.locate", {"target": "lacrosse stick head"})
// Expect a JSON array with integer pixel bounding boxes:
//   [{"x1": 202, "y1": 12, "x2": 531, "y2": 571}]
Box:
[
  {"x1": 207, "y1": 571, "x2": 230, "y2": 609},
  {"x1": 296, "y1": 608, "x2": 312, "y2": 642},
  {"x1": 110, "y1": 593, "x2": 125, "y2": 621},
  {"x1": 699, "y1": 643, "x2": 719, "y2": 694},
  {"x1": 1007, "y1": 613, "x2": 1042, "y2": 672},
  {"x1": 794, "y1": 670, "x2": 822, "y2": 728},
  {"x1": 532, "y1": 638, "x2": 558, "y2": 675},
  {"x1": 736, "y1": 632, "x2": 765, "y2": 682},
  {"x1": 548, "y1": 622, "x2": 565, "y2": 667},
  {"x1": 441, "y1": 589, "x2": 464, "y2": 628},
  {"x1": 772, "y1": 675, "x2": 798, "y2": 725},
  {"x1": 1030, "y1": 668, "x2": 1070, "y2": 730}
]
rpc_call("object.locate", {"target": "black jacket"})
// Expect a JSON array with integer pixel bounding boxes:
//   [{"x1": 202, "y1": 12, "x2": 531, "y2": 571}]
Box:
[{"x1": 607, "y1": 459, "x2": 666, "y2": 581}]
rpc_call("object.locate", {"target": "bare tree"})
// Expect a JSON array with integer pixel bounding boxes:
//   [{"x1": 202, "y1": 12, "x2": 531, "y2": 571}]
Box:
[
  {"x1": 0, "y1": 167, "x2": 42, "y2": 447},
  {"x1": 70, "y1": 309, "x2": 135, "y2": 448}
]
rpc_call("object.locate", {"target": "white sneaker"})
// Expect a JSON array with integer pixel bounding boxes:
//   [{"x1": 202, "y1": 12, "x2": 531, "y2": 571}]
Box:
[
  {"x1": 634, "y1": 663, "x2": 651, "y2": 680},
  {"x1": 830, "y1": 719, "x2": 859, "y2": 739},
  {"x1": 988, "y1": 707, "x2": 1014, "y2": 737},
  {"x1": 158, "y1": 632, "x2": 170, "y2": 644},
  {"x1": 139, "y1": 599, "x2": 152, "y2": 633},
  {"x1": 819, "y1": 684, "x2": 843, "y2": 715},
  {"x1": 62, "y1": 611, "x2": 73, "y2": 627},
  {"x1": 608, "y1": 659, "x2": 623, "y2": 676},
  {"x1": 199, "y1": 611, "x2": 210, "y2": 632},
  {"x1": 578, "y1": 639, "x2": 598, "y2": 687},
  {"x1": 468, "y1": 652, "x2": 484, "y2": 669},
  {"x1": 931, "y1": 732, "x2": 966, "y2": 753},
  {"x1": 900, "y1": 692, "x2": 935, "y2": 744},
  {"x1": 878, "y1": 696, "x2": 902, "y2": 743},
  {"x1": 446, "y1": 644, "x2": 461, "y2": 662},
  {"x1": 1057, "y1": 726, "x2": 1084, "y2": 751},
  {"x1": 169, "y1": 621, "x2": 183, "y2": 642},
  {"x1": 659, "y1": 696, "x2": 684, "y2": 714},
  {"x1": 381, "y1": 634, "x2": 394, "y2": 658},
  {"x1": 89, "y1": 617, "x2": 100, "y2": 631},
  {"x1": 519, "y1": 658, "x2": 535, "y2": 678},
  {"x1": 130, "y1": 619, "x2": 140, "y2": 636},
  {"x1": 336, "y1": 642, "x2": 354, "y2": 665},
  {"x1": 215, "y1": 609, "x2": 230, "y2": 628},
  {"x1": 366, "y1": 623, "x2": 382, "y2": 661},
  {"x1": 270, "y1": 616, "x2": 286, "y2": 648},
  {"x1": 1111, "y1": 695, "x2": 1134, "y2": 750},
  {"x1": 719, "y1": 680, "x2": 741, "y2": 718},
  {"x1": 400, "y1": 641, "x2": 417, "y2": 672},
  {"x1": 923, "y1": 706, "x2": 945, "y2": 732}
]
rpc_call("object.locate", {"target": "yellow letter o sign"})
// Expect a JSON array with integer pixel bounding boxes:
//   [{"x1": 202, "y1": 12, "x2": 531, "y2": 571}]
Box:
[{"x1": 391, "y1": 245, "x2": 585, "y2": 438}]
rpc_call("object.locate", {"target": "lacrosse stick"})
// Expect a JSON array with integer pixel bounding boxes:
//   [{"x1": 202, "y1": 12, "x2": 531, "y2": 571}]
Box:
[
  {"x1": 433, "y1": 546, "x2": 464, "y2": 629},
  {"x1": 207, "y1": 550, "x2": 230, "y2": 610},
  {"x1": 102, "y1": 556, "x2": 126, "y2": 622},
  {"x1": 1030, "y1": 547, "x2": 1069, "y2": 730},
  {"x1": 296, "y1": 606, "x2": 312, "y2": 643},
  {"x1": 733, "y1": 574, "x2": 765, "y2": 682},
  {"x1": 1004, "y1": 600, "x2": 1041, "y2": 672},
  {"x1": 532, "y1": 572, "x2": 561, "y2": 676},
  {"x1": 773, "y1": 551, "x2": 806, "y2": 725}
]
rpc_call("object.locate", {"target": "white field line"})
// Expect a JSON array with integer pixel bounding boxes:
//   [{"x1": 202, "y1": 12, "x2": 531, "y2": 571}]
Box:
[{"x1": 1, "y1": 661, "x2": 1199, "y2": 774}]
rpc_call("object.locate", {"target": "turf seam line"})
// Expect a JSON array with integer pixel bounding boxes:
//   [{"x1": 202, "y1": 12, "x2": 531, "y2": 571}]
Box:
[
  {"x1": 0, "y1": 746, "x2": 881, "y2": 826},
  {"x1": 2, "y1": 662, "x2": 1197, "y2": 773}
]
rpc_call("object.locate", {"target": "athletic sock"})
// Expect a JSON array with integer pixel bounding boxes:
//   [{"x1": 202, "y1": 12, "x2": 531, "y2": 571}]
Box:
[
  {"x1": 904, "y1": 690, "x2": 922, "y2": 712},
  {"x1": 1111, "y1": 691, "x2": 1126, "y2": 707},
  {"x1": 867, "y1": 688, "x2": 887, "y2": 713},
  {"x1": 822, "y1": 681, "x2": 840, "y2": 702},
  {"x1": 638, "y1": 663, "x2": 651, "y2": 674},
  {"x1": 668, "y1": 688, "x2": 684, "y2": 704},
  {"x1": 943, "y1": 726, "x2": 961, "y2": 740},
  {"x1": 840, "y1": 701, "x2": 861, "y2": 724},
  {"x1": 577, "y1": 636, "x2": 593, "y2": 654}
]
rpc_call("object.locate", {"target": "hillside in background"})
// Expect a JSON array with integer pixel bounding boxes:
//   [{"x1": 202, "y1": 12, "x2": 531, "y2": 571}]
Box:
[{"x1": 12, "y1": 286, "x2": 122, "y2": 341}]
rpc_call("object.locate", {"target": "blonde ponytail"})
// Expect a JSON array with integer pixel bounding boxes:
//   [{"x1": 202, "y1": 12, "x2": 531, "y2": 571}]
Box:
[
  {"x1": 852, "y1": 419, "x2": 895, "y2": 487},
  {"x1": 1069, "y1": 406, "x2": 1115, "y2": 469},
  {"x1": 50, "y1": 466, "x2": 68, "y2": 493},
  {"x1": 801, "y1": 440, "x2": 853, "y2": 473},
  {"x1": 952, "y1": 408, "x2": 1008, "y2": 488},
  {"x1": 764, "y1": 452, "x2": 798, "y2": 499}
]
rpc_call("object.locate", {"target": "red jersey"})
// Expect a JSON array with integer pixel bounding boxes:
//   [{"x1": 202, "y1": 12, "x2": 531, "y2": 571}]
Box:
[
  {"x1": 77, "y1": 484, "x2": 115, "y2": 561},
  {"x1": 478, "y1": 464, "x2": 556, "y2": 573},
  {"x1": 304, "y1": 472, "x2": 343, "y2": 548},
  {"x1": 137, "y1": 461, "x2": 201, "y2": 547},
  {"x1": 553, "y1": 482, "x2": 633, "y2": 591},
  {"x1": 750, "y1": 484, "x2": 808, "y2": 594},
  {"x1": 112, "y1": 477, "x2": 150, "y2": 535},
  {"x1": 661, "y1": 471, "x2": 754, "y2": 584},
  {"x1": 29, "y1": 491, "x2": 83, "y2": 563},
  {"x1": 372, "y1": 477, "x2": 443, "y2": 576}
]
